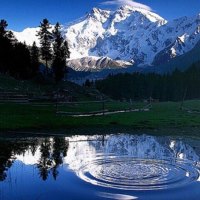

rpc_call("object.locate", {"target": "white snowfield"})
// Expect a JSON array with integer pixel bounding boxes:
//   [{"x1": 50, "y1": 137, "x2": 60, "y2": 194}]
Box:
[{"x1": 13, "y1": 5, "x2": 200, "y2": 71}]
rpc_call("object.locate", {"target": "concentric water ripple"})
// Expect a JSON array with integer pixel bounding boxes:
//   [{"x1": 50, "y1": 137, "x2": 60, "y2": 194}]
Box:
[{"x1": 77, "y1": 156, "x2": 200, "y2": 190}]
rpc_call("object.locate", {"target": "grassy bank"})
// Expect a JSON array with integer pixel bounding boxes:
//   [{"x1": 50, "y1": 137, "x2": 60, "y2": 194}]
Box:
[
  {"x1": 1, "y1": 100, "x2": 200, "y2": 132},
  {"x1": 0, "y1": 74, "x2": 101, "y2": 101}
]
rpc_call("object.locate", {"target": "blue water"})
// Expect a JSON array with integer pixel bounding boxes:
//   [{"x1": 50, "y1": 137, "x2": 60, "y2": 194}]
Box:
[{"x1": 0, "y1": 134, "x2": 200, "y2": 200}]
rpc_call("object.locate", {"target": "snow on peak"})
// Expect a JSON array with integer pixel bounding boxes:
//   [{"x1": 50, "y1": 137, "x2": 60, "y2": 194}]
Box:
[
  {"x1": 13, "y1": 6, "x2": 200, "y2": 71},
  {"x1": 13, "y1": 27, "x2": 40, "y2": 46},
  {"x1": 91, "y1": 7, "x2": 109, "y2": 14},
  {"x1": 118, "y1": 5, "x2": 166, "y2": 23},
  {"x1": 119, "y1": 4, "x2": 151, "y2": 14},
  {"x1": 85, "y1": 7, "x2": 111, "y2": 23}
]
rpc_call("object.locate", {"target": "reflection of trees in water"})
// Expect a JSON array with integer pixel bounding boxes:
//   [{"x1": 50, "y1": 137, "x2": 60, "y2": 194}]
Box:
[
  {"x1": 0, "y1": 142, "x2": 13, "y2": 181},
  {"x1": 0, "y1": 138, "x2": 39, "y2": 181},
  {"x1": 0, "y1": 137, "x2": 69, "y2": 182},
  {"x1": 37, "y1": 138, "x2": 52, "y2": 181},
  {"x1": 52, "y1": 137, "x2": 69, "y2": 180},
  {"x1": 37, "y1": 137, "x2": 69, "y2": 181}
]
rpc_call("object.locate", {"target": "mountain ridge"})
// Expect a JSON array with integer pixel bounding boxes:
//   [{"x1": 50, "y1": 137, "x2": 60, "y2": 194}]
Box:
[{"x1": 13, "y1": 6, "x2": 200, "y2": 71}]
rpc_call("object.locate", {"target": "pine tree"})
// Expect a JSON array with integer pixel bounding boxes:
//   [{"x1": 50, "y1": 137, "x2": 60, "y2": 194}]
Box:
[
  {"x1": 6, "y1": 31, "x2": 17, "y2": 44},
  {"x1": 0, "y1": 19, "x2": 17, "y2": 43},
  {"x1": 0, "y1": 20, "x2": 15, "y2": 73},
  {"x1": 0, "y1": 19, "x2": 33, "y2": 79},
  {"x1": 0, "y1": 19, "x2": 8, "y2": 37},
  {"x1": 11, "y1": 42, "x2": 32, "y2": 79},
  {"x1": 37, "y1": 18, "x2": 52, "y2": 75},
  {"x1": 52, "y1": 22, "x2": 70, "y2": 83},
  {"x1": 30, "y1": 41, "x2": 40, "y2": 77}
]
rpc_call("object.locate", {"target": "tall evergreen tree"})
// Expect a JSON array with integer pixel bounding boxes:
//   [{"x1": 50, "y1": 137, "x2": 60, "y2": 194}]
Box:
[
  {"x1": 11, "y1": 42, "x2": 32, "y2": 79},
  {"x1": 30, "y1": 41, "x2": 40, "y2": 76},
  {"x1": 52, "y1": 22, "x2": 70, "y2": 83},
  {"x1": 0, "y1": 19, "x2": 8, "y2": 37},
  {"x1": 37, "y1": 18, "x2": 52, "y2": 75},
  {"x1": 0, "y1": 20, "x2": 15, "y2": 74},
  {"x1": 0, "y1": 19, "x2": 31, "y2": 79},
  {"x1": 6, "y1": 31, "x2": 17, "y2": 44}
]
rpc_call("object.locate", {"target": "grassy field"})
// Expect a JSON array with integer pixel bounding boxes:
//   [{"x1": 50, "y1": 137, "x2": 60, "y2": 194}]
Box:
[
  {"x1": 0, "y1": 74, "x2": 101, "y2": 101},
  {"x1": 1, "y1": 100, "x2": 200, "y2": 132},
  {"x1": 56, "y1": 101, "x2": 144, "y2": 113}
]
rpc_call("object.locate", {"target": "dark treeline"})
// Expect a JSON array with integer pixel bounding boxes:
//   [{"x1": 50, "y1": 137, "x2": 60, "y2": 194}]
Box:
[
  {"x1": 0, "y1": 19, "x2": 70, "y2": 82},
  {"x1": 0, "y1": 19, "x2": 34, "y2": 79},
  {"x1": 96, "y1": 62, "x2": 200, "y2": 101}
]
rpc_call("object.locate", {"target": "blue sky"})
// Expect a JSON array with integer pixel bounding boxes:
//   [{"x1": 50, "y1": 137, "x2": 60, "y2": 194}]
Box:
[{"x1": 0, "y1": 0, "x2": 199, "y2": 31}]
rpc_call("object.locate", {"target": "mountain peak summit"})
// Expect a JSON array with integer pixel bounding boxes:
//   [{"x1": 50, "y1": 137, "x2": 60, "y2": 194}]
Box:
[
  {"x1": 13, "y1": 6, "x2": 200, "y2": 71},
  {"x1": 91, "y1": 7, "x2": 103, "y2": 14},
  {"x1": 119, "y1": 4, "x2": 148, "y2": 11},
  {"x1": 88, "y1": 7, "x2": 111, "y2": 22},
  {"x1": 116, "y1": 5, "x2": 166, "y2": 23}
]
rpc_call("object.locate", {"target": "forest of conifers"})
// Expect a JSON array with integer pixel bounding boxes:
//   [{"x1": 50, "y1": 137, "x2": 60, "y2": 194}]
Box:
[{"x1": 96, "y1": 62, "x2": 200, "y2": 101}]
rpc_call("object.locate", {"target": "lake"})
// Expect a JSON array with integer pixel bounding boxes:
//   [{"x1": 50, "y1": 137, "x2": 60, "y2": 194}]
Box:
[{"x1": 0, "y1": 133, "x2": 200, "y2": 200}]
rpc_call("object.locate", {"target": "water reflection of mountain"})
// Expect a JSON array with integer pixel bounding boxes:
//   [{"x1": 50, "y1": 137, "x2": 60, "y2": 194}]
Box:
[
  {"x1": 64, "y1": 135, "x2": 200, "y2": 191},
  {"x1": 65, "y1": 135, "x2": 200, "y2": 172},
  {"x1": 0, "y1": 134, "x2": 199, "y2": 182}
]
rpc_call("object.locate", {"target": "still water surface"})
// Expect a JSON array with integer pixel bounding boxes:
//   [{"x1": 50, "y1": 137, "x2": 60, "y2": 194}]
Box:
[{"x1": 0, "y1": 134, "x2": 200, "y2": 200}]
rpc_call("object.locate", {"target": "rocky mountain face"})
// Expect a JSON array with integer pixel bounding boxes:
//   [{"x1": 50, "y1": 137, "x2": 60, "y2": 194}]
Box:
[
  {"x1": 13, "y1": 5, "x2": 200, "y2": 71},
  {"x1": 66, "y1": 56, "x2": 133, "y2": 71}
]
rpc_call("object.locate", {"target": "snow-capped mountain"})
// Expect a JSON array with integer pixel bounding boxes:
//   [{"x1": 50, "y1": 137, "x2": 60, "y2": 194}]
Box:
[
  {"x1": 152, "y1": 15, "x2": 200, "y2": 65},
  {"x1": 64, "y1": 134, "x2": 200, "y2": 172},
  {"x1": 13, "y1": 27, "x2": 40, "y2": 46},
  {"x1": 13, "y1": 5, "x2": 200, "y2": 71},
  {"x1": 64, "y1": 6, "x2": 166, "y2": 60}
]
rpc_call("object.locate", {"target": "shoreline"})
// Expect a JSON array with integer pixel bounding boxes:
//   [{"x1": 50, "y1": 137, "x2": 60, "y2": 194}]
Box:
[{"x1": 1, "y1": 126, "x2": 200, "y2": 138}]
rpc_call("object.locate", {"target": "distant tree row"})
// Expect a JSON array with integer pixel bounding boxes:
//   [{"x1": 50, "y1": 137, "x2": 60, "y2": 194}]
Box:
[
  {"x1": 0, "y1": 18, "x2": 70, "y2": 82},
  {"x1": 95, "y1": 62, "x2": 200, "y2": 102}
]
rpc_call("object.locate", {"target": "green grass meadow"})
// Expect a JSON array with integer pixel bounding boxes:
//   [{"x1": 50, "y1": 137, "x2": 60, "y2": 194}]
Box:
[{"x1": 1, "y1": 100, "x2": 200, "y2": 132}]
